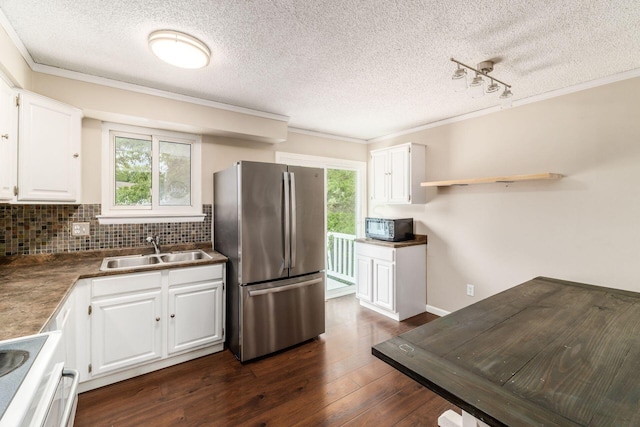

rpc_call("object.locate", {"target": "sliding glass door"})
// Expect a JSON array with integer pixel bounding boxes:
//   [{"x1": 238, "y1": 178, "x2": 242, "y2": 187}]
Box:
[
  {"x1": 275, "y1": 152, "x2": 366, "y2": 300},
  {"x1": 326, "y1": 168, "x2": 358, "y2": 298}
]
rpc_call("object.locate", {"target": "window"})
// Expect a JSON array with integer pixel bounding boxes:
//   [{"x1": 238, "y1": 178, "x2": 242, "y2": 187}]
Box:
[{"x1": 99, "y1": 123, "x2": 203, "y2": 224}]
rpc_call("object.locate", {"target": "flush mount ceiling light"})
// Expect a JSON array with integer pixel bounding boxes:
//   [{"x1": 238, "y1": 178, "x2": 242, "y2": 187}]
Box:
[
  {"x1": 148, "y1": 30, "x2": 210, "y2": 69},
  {"x1": 450, "y1": 58, "x2": 513, "y2": 108}
]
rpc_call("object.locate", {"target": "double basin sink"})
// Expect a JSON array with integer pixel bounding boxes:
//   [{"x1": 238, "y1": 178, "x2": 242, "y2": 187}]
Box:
[{"x1": 100, "y1": 250, "x2": 212, "y2": 271}]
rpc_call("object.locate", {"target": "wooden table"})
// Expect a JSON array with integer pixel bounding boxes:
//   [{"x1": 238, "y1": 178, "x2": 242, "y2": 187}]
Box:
[{"x1": 372, "y1": 277, "x2": 640, "y2": 427}]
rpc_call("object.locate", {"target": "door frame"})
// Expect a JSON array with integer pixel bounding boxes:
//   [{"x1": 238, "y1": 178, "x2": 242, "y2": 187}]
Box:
[{"x1": 275, "y1": 152, "x2": 367, "y2": 238}]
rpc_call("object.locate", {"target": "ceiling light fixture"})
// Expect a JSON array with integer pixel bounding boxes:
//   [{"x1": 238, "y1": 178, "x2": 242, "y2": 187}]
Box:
[
  {"x1": 450, "y1": 58, "x2": 513, "y2": 108},
  {"x1": 148, "y1": 30, "x2": 210, "y2": 69},
  {"x1": 451, "y1": 63, "x2": 468, "y2": 92}
]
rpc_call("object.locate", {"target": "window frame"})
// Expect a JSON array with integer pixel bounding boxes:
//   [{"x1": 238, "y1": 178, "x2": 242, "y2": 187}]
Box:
[{"x1": 99, "y1": 122, "x2": 203, "y2": 224}]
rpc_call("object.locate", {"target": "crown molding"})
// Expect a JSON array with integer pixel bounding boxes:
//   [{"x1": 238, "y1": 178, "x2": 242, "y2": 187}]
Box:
[
  {"x1": 0, "y1": 8, "x2": 36, "y2": 69},
  {"x1": 368, "y1": 67, "x2": 640, "y2": 143},
  {"x1": 288, "y1": 127, "x2": 367, "y2": 144}
]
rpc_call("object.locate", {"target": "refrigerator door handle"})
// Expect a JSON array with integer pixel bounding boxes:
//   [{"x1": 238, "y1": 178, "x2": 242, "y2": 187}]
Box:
[
  {"x1": 283, "y1": 171, "x2": 291, "y2": 269},
  {"x1": 248, "y1": 278, "x2": 323, "y2": 296},
  {"x1": 290, "y1": 172, "x2": 297, "y2": 269}
]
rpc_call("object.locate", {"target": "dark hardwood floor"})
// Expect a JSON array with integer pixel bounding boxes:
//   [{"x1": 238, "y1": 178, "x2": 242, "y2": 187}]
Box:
[{"x1": 74, "y1": 294, "x2": 457, "y2": 426}]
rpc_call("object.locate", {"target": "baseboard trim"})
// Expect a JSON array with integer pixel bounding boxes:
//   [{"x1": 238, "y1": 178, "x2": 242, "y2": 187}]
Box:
[{"x1": 426, "y1": 304, "x2": 450, "y2": 317}]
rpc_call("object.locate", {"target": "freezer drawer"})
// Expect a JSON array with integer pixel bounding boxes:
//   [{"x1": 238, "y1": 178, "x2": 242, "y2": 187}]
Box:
[{"x1": 239, "y1": 273, "x2": 325, "y2": 361}]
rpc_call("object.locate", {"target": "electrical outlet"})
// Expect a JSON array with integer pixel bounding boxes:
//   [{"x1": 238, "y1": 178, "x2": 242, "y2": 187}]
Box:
[
  {"x1": 466, "y1": 284, "x2": 475, "y2": 297},
  {"x1": 72, "y1": 222, "x2": 90, "y2": 236}
]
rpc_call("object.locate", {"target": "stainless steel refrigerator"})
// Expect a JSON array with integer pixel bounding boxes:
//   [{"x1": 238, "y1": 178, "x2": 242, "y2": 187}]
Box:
[{"x1": 213, "y1": 161, "x2": 325, "y2": 362}]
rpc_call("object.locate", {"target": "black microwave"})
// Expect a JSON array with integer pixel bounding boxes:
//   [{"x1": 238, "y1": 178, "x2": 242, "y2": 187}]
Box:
[{"x1": 365, "y1": 217, "x2": 414, "y2": 242}]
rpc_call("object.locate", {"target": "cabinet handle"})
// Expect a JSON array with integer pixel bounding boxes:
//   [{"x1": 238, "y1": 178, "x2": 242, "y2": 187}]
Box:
[
  {"x1": 170, "y1": 314, "x2": 175, "y2": 318},
  {"x1": 156, "y1": 317, "x2": 160, "y2": 322},
  {"x1": 1, "y1": 134, "x2": 8, "y2": 139},
  {"x1": 73, "y1": 153, "x2": 79, "y2": 158}
]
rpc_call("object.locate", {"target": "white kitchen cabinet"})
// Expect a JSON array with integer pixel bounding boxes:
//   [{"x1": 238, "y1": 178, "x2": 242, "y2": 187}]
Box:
[
  {"x1": 0, "y1": 87, "x2": 82, "y2": 203},
  {"x1": 355, "y1": 241, "x2": 426, "y2": 321},
  {"x1": 77, "y1": 264, "x2": 225, "y2": 389},
  {"x1": 41, "y1": 289, "x2": 77, "y2": 371},
  {"x1": 91, "y1": 290, "x2": 163, "y2": 376},
  {"x1": 370, "y1": 142, "x2": 426, "y2": 204},
  {"x1": 373, "y1": 259, "x2": 395, "y2": 311},
  {"x1": 355, "y1": 255, "x2": 373, "y2": 302},
  {"x1": 0, "y1": 79, "x2": 16, "y2": 201},
  {"x1": 90, "y1": 271, "x2": 163, "y2": 376},
  {"x1": 167, "y1": 265, "x2": 224, "y2": 355},
  {"x1": 16, "y1": 90, "x2": 82, "y2": 203}
]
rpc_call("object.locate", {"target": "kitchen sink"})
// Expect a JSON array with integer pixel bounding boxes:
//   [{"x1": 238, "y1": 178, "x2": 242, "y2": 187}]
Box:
[
  {"x1": 160, "y1": 251, "x2": 208, "y2": 263},
  {"x1": 100, "y1": 250, "x2": 212, "y2": 271},
  {"x1": 0, "y1": 349, "x2": 29, "y2": 377},
  {"x1": 104, "y1": 255, "x2": 162, "y2": 269}
]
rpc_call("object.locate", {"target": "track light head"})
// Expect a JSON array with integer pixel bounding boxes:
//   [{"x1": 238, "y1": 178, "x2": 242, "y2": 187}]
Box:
[{"x1": 450, "y1": 57, "x2": 513, "y2": 107}]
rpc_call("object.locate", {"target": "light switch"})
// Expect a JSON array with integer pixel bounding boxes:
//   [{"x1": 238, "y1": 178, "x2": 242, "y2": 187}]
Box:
[{"x1": 72, "y1": 222, "x2": 90, "y2": 236}]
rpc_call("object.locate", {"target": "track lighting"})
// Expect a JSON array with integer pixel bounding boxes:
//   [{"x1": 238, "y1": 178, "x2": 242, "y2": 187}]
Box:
[
  {"x1": 450, "y1": 58, "x2": 513, "y2": 108},
  {"x1": 451, "y1": 64, "x2": 468, "y2": 92}
]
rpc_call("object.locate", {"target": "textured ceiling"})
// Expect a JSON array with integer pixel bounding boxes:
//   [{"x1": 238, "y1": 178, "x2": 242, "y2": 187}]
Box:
[{"x1": 0, "y1": 0, "x2": 639, "y2": 140}]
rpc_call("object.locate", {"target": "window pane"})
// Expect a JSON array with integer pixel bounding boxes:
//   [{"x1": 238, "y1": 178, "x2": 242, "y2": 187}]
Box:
[
  {"x1": 159, "y1": 140, "x2": 191, "y2": 206},
  {"x1": 114, "y1": 136, "x2": 152, "y2": 206}
]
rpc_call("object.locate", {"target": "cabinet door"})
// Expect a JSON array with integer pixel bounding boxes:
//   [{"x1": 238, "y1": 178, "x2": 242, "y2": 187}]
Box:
[
  {"x1": 0, "y1": 80, "x2": 15, "y2": 201},
  {"x1": 57, "y1": 292, "x2": 76, "y2": 370},
  {"x1": 370, "y1": 150, "x2": 388, "y2": 202},
  {"x1": 373, "y1": 260, "x2": 395, "y2": 312},
  {"x1": 168, "y1": 281, "x2": 223, "y2": 355},
  {"x1": 91, "y1": 290, "x2": 162, "y2": 376},
  {"x1": 355, "y1": 255, "x2": 373, "y2": 302},
  {"x1": 387, "y1": 145, "x2": 410, "y2": 203},
  {"x1": 17, "y1": 91, "x2": 81, "y2": 202}
]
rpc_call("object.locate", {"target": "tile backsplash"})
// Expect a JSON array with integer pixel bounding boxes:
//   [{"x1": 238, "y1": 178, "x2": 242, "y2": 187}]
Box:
[{"x1": 0, "y1": 204, "x2": 212, "y2": 256}]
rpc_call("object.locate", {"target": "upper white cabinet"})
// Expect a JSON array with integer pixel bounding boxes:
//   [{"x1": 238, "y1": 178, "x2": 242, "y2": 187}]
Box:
[
  {"x1": 16, "y1": 90, "x2": 82, "y2": 203},
  {"x1": 0, "y1": 79, "x2": 16, "y2": 201},
  {"x1": 0, "y1": 84, "x2": 82, "y2": 204},
  {"x1": 370, "y1": 142, "x2": 426, "y2": 204}
]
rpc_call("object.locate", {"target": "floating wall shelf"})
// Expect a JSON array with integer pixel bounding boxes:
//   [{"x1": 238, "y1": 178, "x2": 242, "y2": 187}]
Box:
[{"x1": 421, "y1": 172, "x2": 564, "y2": 187}]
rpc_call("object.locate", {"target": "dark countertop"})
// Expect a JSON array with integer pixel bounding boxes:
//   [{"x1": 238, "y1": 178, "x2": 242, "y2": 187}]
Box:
[
  {"x1": 0, "y1": 244, "x2": 227, "y2": 341},
  {"x1": 355, "y1": 234, "x2": 427, "y2": 248},
  {"x1": 373, "y1": 276, "x2": 640, "y2": 426}
]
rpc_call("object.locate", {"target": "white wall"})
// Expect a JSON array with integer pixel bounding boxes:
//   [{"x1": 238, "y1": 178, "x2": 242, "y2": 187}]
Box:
[{"x1": 370, "y1": 77, "x2": 640, "y2": 313}]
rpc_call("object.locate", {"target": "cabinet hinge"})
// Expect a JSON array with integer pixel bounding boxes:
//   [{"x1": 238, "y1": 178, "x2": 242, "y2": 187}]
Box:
[
  {"x1": 88, "y1": 364, "x2": 92, "y2": 374},
  {"x1": 88, "y1": 305, "x2": 92, "y2": 315},
  {"x1": 13, "y1": 186, "x2": 17, "y2": 196},
  {"x1": 15, "y1": 94, "x2": 19, "y2": 107}
]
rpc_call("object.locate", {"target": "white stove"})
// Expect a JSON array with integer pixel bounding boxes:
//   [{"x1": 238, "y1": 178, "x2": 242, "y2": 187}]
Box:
[{"x1": 0, "y1": 332, "x2": 78, "y2": 427}]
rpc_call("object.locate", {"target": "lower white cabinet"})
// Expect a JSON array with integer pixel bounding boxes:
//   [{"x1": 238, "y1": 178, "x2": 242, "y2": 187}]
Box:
[
  {"x1": 42, "y1": 289, "x2": 77, "y2": 371},
  {"x1": 90, "y1": 271, "x2": 163, "y2": 376},
  {"x1": 167, "y1": 268, "x2": 224, "y2": 355},
  {"x1": 355, "y1": 241, "x2": 426, "y2": 321},
  {"x1": 75, "y1": 263, "x2": 225, "y2": 391}
]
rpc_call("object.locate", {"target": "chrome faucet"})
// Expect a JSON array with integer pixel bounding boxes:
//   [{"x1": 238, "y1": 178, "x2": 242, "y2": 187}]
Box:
[{"x1": 146, "y1": 235, "x2": 161, "y2": 254}]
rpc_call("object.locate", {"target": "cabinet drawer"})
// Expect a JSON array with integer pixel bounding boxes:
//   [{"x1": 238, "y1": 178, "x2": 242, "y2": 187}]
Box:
[
  {"x1": 92, "y1": 271, "x2": 162, "y2": 298},
  {"x1": 168, "y1": 264, "x2": 224, "y2": 286},
  {"x1": 356, "y1": 242, "x2": 395, "y2": 262}
]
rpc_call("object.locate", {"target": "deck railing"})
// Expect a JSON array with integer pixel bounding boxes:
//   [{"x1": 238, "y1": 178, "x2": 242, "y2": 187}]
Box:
[{"x1": 326, "y1": 232, "x2": 356, "y2": 284}]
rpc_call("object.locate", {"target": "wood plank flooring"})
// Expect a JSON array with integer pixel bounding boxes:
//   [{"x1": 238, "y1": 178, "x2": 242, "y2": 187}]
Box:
[{"x1": 74, "y1": 295, "x2": 457, "y2": 426}]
